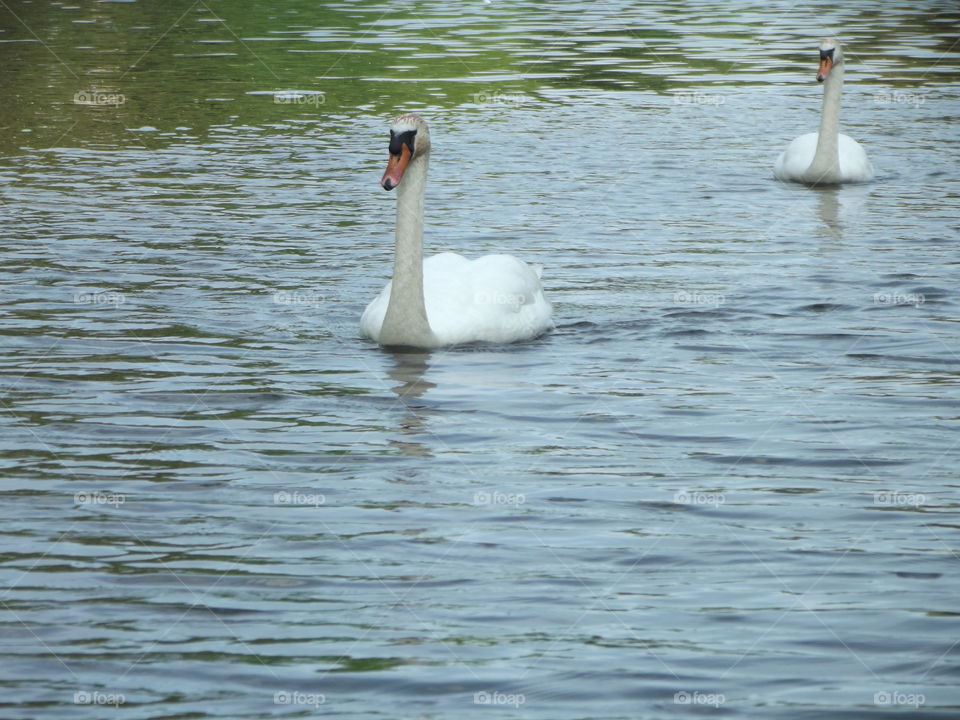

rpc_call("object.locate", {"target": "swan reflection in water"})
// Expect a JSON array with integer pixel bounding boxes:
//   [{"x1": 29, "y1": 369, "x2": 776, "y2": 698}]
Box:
[
  {"x1": 817, "y1": 186, "x2": 841, "y2": 242},
  {"x1": 815, "y1": 182, "x2": 872, "y2": 246},
  {"x1": 385, "y1": 349, "x2": 435, "y2": 457}
]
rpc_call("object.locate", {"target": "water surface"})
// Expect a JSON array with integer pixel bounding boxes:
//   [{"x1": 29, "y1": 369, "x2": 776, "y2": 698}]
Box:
[{"x1": 1, "y1": 1, "x2": 959, "y2": 718}]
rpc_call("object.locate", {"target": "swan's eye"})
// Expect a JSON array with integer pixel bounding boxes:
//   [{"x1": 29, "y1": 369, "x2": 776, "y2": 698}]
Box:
[
  {"x1": 389, "y1": 129, "x2": 417, "y2": 157},
  {"x1": 819, "y1": 48, "x2": 835, "y2": 60}
]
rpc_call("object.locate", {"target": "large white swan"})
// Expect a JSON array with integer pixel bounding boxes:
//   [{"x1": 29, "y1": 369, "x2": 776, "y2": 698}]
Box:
[
  {"x1": 774, "y1": 38, "x2": 874, "y2": 185},
  {"x1": 360, "y1": 113, "x2": 553, "y2": 349}
]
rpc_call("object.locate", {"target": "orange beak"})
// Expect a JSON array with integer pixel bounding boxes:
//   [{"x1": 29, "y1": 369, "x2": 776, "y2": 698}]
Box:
[
  {"x1": 817, "y1": 56, "x2": 832, "y2": 83},
  {"x1": 381, "y1": 143, "x2": 412, "y2": 191}
]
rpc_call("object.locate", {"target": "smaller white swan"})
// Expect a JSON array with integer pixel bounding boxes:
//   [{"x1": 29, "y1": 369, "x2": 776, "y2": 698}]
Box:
[
  {"x1": 361, "y1": 113, "x2": 553, "y2": 349},
  {"x1": 774, "y1": 38, "x2": 874, "y2": 185}
]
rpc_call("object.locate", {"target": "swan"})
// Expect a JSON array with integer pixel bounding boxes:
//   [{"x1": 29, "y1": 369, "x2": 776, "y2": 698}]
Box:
[
  {"x1": 360, "y1": 113, "x2": 553, "y2": 349},
  {"x1": 774, "y1": 38, "x2": 874, "y2": 185}
]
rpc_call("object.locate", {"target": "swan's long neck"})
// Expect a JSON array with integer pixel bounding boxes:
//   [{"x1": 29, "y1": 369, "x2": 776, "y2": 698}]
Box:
[
  {"x1": 378, "y1": 152, "x2": 437, "y2": 347},
  {"x1": 807, "y1": 62, "x2": 844, "y2": 182}
]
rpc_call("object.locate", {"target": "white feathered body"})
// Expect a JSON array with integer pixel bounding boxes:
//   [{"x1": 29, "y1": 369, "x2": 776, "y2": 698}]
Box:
[
  {"x1": 774, "y1": 131, "x2": 874, "y2": 184},
  {"x1": 361, "y1": 252, "x2": 553, "y2": 346}
]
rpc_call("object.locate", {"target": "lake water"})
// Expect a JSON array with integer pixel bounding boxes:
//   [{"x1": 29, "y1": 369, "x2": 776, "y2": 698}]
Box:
[{"x1": 1, "y1": 0, "x2": 959, "y2": 718}]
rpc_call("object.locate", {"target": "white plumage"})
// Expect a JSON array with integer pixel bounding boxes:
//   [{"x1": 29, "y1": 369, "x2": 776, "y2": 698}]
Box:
[
  {"x1": 775, "y1": 131, "x2": 874, "y2": 184},
  {"x1": 361, "y1": 252, "x2": 552, "y2": 346}
]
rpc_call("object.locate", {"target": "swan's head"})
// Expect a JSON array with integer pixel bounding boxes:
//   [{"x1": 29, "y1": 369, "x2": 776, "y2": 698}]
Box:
[
  {"x1": 381, "y1": 113, "x2": 430, "y2": 191},
  {"x1": 817, "y1": 38, "x2": 843, "y2": 82}
]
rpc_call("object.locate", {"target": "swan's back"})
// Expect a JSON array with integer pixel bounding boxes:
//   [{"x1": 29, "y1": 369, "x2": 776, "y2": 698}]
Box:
[
  {"x1": 774, "y1": 132, "x2": 874, "y2": 183},
  {"x1": 361, "y1": 252, "x2": 553, "y2": 346},
  {"x1": 423, "y1": 252, "x2": 552, "y2": 345}
]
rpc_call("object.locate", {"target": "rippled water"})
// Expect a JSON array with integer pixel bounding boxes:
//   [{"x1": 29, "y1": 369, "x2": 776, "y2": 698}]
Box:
[{"x1": 2, "y1": 1, "x2": 959, "y2": 718}]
